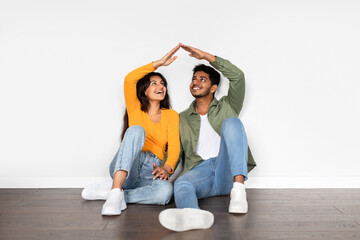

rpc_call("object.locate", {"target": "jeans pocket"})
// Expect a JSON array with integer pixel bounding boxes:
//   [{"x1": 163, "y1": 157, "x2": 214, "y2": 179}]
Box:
[{"x1": 139, "y1": 152, "x2": 161, "y2": 180}]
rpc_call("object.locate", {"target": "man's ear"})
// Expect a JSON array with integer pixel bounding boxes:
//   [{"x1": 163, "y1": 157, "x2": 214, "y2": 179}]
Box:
[{"x1": 210, "y1": 84, "x2": 218, "y2": 93}]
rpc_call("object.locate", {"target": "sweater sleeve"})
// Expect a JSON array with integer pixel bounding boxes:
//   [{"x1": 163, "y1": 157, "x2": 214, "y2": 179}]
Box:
[
  {"x1": 124, "y1": 62, "x2": 156, "y2": 113},
  {"x1": 164, "y1": 110, "x2": 180, "y2": 173}
]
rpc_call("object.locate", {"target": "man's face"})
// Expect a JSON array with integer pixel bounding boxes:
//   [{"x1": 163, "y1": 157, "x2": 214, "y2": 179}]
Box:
[{"x1": 190, "y1": 71, "x2": 217, "y2": 98}]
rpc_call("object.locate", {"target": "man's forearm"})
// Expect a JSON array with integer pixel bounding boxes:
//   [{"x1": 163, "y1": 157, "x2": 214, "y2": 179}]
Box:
[
  {"x1": 204, "y1": 53, "x2": 216, "y2": 63},
  {"x1": 210, "y1": 56, "x2": 245, "y2": 114}
]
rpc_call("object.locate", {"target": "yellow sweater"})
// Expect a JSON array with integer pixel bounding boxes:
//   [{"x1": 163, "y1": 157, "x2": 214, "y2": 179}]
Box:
[{"x1": 124, "y1": 63, "x2": 180, "y2": 171}]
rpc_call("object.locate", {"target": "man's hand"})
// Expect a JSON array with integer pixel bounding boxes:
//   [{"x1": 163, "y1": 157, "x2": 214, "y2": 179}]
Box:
[
  {"x1": 153, "y1": 44, "x2": 181, "y2": 68},
  {"x1": 180, "y1": 43, "x2": 216, "y2": 63},
  {"x1": 152, "y1": 163, "x2": 171, "y2": 181}
]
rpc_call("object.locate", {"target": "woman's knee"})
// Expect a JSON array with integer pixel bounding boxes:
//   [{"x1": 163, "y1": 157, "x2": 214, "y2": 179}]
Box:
[
  {"x1": 121, "y1": 125, "x2": 146, "y2": 150},
  {"x1": 125, "y1": 125, "x2": 145, "y2": 138},
  {"x1": 152, "y1": 180, "x2": 173, "y2": 205}
]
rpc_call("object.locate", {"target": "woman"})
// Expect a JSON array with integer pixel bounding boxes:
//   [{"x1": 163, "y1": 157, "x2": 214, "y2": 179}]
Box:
[{"x1": 82, "y1": 45, "x2": 181, "y2": 215}]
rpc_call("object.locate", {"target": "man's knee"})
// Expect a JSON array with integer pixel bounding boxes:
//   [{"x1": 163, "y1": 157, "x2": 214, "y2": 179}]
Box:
[
  {"x1": 174, "y1": 178, "x2": 195, "y2": 196},
  {"x1": 221, "y1": 117, "x2": 245, "y2": 135}
]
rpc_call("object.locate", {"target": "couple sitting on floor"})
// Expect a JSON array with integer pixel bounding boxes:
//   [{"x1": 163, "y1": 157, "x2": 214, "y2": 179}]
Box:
[{"x1": 81, "y1": 43, "x2": 256, "y2": 232}]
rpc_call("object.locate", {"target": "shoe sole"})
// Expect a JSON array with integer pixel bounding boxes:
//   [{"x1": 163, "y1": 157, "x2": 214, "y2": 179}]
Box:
[
  {"x1": 159, "y1": 208, "x2": 214, "y2": 232},
  {"x1": 229, "y1": 206, "x2": 248, "y2": 213},
  {"x1": 101, "y1": 209, "x2": 121, "y2": 215},
  {"x1": 82, "y1": 193, "x2": 108, "y2": 200}
]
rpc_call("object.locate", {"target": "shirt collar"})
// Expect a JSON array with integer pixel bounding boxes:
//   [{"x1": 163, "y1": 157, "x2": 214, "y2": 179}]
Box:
[{"x1": 187, "y1": 97, "x2": 219, "y2": 116}]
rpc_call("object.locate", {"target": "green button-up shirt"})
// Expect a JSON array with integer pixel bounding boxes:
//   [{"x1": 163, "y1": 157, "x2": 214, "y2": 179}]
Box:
[{"x1": 178, "y1": 56, "x2": 256, "y2": 175}]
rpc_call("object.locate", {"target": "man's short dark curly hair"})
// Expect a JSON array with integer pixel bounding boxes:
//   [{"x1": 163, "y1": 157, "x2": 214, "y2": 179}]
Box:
[{"x1": 193, "y1": 64, "x2": 221, "y2": 86}]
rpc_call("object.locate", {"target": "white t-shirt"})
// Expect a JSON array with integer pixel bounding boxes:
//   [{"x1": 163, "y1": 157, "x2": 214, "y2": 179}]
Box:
[{"x1": 196, "y1": 114, "x2": 221, "y2": 160}]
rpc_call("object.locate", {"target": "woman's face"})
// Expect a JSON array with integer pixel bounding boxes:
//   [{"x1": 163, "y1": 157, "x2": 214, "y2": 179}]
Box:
[{"x1": 145, "y1": 75, "x2": 167, "y2": 102}]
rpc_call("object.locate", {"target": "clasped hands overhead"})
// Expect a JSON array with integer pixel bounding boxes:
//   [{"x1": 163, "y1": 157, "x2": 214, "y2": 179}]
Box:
[{"x1": 152, "y1": 43, "x2": 216, "y2": 69}]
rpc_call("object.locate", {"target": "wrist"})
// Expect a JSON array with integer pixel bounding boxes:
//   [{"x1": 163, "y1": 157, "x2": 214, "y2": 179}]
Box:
[
  {"x1": 163, "y1": 164, "x2": 172, "y2": 174},
  {"x1": 205, "y1": 53, "x2": 216, "y2": 63},
  {"x1": 152, "y1": 60, "x2": 162, "y2": 69}
]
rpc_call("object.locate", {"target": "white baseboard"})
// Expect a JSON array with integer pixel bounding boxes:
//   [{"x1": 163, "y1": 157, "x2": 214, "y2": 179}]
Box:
[
  {"x1": 245, "y1": 177, "x2": 360, "y2": 188},
  {"x1": 1, "y1": 177, "x2": 360, "y2": 188},
  {"x1": 0, "y1": 177, "x2": 111, "y2": 188}
]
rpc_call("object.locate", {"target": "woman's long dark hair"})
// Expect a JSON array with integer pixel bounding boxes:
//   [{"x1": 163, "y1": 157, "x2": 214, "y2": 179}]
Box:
[{"x1": 121, "y1": 72, "x2": 171, "y2": 140}]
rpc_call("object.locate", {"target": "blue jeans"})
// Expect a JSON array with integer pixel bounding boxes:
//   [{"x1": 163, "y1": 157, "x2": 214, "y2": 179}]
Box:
[
  {"x1": 109, "y1": 125, "x2": 173, "y2": 205},
  {"x1": 174, "y1": 118, "x2": 248, "y2": 209}
]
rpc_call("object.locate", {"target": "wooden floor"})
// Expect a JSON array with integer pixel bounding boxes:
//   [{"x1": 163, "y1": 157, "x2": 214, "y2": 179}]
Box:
[{"x1": 1, "y1": 189, "x2": 360, "y2": 240}]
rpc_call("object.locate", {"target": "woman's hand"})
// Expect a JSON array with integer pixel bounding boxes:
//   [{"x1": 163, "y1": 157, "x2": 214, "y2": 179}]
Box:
[
  {"x1": 152, "y1": 163, "x2": 171, "y2": 181},
  {"x1": 152, "y1": 44, "x2": 181, "y2": 68},
  {"x1": 180, "y1": 43, "x2": 216, "y2": 63}
]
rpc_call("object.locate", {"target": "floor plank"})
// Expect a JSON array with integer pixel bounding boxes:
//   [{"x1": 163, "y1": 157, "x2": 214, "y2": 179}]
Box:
[
  {"x1": 248, "y1": 199, "x2": 360, "y2": 207},
  {"x1": 1, "y1": 188, "x2": 360, "y2": 240},
  {"x1": 241, "y1": 231, "x2": 360, "y2": 240},
  {"x1": 0, "y1": 213, "x2": 107, "y2": 231}
]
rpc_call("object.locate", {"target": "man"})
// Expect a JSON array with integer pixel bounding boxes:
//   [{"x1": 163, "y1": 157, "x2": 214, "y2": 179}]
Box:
[{"x1": 159, "y1": 44, "x2": 256, "y2": 232}]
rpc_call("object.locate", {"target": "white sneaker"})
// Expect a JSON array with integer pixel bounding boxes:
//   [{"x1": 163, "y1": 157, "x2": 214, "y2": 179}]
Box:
[
  {"x1": 159, "y1": 208, "x2": 214, "y2": 232},
  {"x1": 101, "y1": 188, "x2": 127, "y2": 216},
  {"x1": 229, "y1": 183, "x2": 248, "y2": 213},
  {"x1": 81, "y1": 181, "x2": 112, "y2": 200}
]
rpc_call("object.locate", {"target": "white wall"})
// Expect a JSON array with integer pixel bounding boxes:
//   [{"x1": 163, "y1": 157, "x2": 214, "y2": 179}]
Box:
[{"x1": 1, "y1": 0, "x2": 360, "y2": 188}]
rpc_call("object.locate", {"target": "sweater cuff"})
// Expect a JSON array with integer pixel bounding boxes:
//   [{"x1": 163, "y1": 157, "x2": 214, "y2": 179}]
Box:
[{"x1": 148, "y1": 62, "x2": 157, "y2": 71}]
